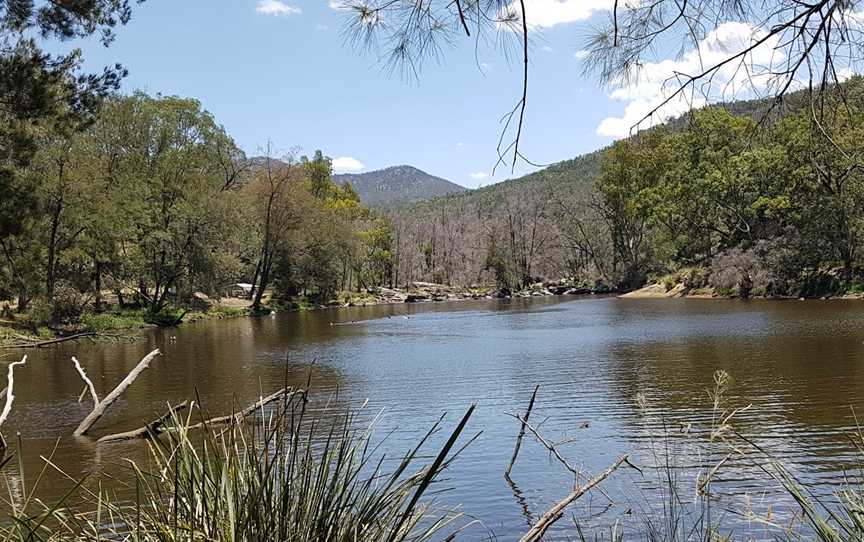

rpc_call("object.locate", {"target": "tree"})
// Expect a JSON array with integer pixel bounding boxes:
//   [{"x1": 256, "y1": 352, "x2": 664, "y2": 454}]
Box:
[
  {"x1": 105, "y1": 94, "x2": 246, "y2": 314},
  {"x1": 0, "y1": 1, "x2": 141, "y2": 236},
  {"x1": 247, "y1": 149, "x2": 307, "y2": 311}
]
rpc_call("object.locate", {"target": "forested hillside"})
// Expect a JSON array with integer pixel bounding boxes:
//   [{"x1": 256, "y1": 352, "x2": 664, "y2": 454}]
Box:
[
  {"x1": 385, "y1": 80, "x2": 864, "y2": 297},
  {"x1": 334, "y1": 165, "x2": 467, "y2": 207}
]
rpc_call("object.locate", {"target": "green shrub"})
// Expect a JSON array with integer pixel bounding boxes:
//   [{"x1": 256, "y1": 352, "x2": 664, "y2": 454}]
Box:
[{"x1": 144, "y1": 307, "x2": 187, "y2": 327}]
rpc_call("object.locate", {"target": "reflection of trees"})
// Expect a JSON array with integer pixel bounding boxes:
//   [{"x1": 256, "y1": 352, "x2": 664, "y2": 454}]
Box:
[{"x1": 605, "y1": 305, "x2": 864, "y2": 472}]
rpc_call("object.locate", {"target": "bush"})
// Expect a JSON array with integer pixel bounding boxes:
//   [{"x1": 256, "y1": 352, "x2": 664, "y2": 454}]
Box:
[
  {"x1": 50, "y1": 283, "x2": 87, "y2": 324},
  {"x1": 709, "y1": 247, "x2": 776, "y2": 297},
  {"x1": 144, "y1": 306, "x2": 187, "y2": 327}
]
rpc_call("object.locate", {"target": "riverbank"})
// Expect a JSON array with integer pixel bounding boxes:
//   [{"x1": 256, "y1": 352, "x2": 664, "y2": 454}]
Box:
[
  {"x1": 1, "y1": 280, "x2": 612, "y2": 347},
  {"x1": 621, "y1": 280, "x2": 864, "y2": 300}
]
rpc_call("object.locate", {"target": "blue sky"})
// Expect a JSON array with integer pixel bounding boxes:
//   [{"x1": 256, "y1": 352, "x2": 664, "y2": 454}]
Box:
[{"x1": 58, "y1": 0, "x2": 771, "y2": 188}]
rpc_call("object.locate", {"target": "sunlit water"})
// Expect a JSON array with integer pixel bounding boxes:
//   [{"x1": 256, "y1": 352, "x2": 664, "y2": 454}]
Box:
[{"x1": 5, "y1": 296, "x2": 864, "y2": 539}]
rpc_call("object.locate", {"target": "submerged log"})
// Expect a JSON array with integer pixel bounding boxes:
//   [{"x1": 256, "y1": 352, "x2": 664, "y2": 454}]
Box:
[
  {"x1": 187, "y1": 387, "x2": 298, "y2": 430},
  {"x1": 74, "y1": 349, "x2": 161, "y2": 437},
  {"x1": 4, "y1": 332, "x2": 97, "y2": 349},
  {"x1": 97, "y1": 401, "x2": 189, "y2": 443}
]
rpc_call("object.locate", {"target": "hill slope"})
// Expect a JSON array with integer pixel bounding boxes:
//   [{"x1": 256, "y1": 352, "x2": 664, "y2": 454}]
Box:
[{"x1": 334, "y1": 165, "x2": 467, "y2": 207}]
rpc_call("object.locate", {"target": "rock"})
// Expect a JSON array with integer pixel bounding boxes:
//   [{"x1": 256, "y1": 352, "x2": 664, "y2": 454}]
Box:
[{"x1": 405, "y1": 293, "x2": 430, "y2": 303}]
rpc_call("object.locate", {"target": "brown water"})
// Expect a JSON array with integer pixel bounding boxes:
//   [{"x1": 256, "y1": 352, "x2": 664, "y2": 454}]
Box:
[{"x1": 4, "y1": 297, "x2": 864, "y2": 539}]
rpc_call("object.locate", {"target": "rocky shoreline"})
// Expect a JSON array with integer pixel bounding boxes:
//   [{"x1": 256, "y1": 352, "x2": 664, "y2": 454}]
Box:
[
  {"x1": 619, "y1": 281, "x2": 864, "y2": 300},
  {"x1": 335, "y1": 281, "x2": 617, "y2": 308}
]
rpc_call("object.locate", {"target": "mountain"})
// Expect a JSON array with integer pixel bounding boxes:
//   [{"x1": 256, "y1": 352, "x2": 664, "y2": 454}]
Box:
[{"x1": 334, "y1": 165, "x2": 467, "y2": 207}]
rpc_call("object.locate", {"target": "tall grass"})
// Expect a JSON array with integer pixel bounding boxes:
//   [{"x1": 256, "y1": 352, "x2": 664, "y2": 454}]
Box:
[
  {"x1": 5, "y1": 372, "x2": 864, "y2": 541},
  {"x1": 0, "y1": 393, "x2": 477, "y2": 541}
]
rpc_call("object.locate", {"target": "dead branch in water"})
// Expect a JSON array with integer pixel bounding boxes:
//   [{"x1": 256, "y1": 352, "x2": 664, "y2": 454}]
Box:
[
  {"x1": 186, "y1": 387, "x2": 302, "y2": 430},
  {"x1": 506, "y1": 384, "x2": 539, "y2": 479},
  {"x1": 71, "y1": 357, "x2": 99, "y2": 406},
  {"x1": 507, "y1": 412, "x2": 579, "y2": 476},
  {"x1": 97, "y1": 401, "x2": 189, "y2": 443},
  {"x1": 0, "y1": 356, "x2": 27, "y2": 449},
  {"x1": 518, "y1": 455, "x2": 630, "y2": 542},
  {"x1": 74, "y1": 349, "x2": 161, "y2": 437}
]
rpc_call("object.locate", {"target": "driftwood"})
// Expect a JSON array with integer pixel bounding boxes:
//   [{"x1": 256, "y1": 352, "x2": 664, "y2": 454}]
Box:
[
  {"x1": 74, "y1": 349, "x2": 161, "y2": 437},
  {"x1": 4, "y1": 332, "x2": 97, "y2": 349},
  {"x1": 517, "y1": 455, "x2": 629, "y2": 542},
  {"x1": 97, "y1": 401, "x2": 189, "y2": 443},
  {"x1": 186, "y1": 387, "x2": 295, "y2": 430},
  {"x1": 0, "y1": 356, "x2": 27, "y2": 449},
  {"x1": 71, "y1": 357, "x2": 99, "y2": 406},
  {"x1": 506, "y1": 384, "x2": 539, "y2": 479}
]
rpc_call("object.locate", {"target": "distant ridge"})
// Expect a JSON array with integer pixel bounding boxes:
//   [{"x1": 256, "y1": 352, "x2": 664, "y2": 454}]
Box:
[{"x1": 334, "y1": 165, "x2": 467, "y2": 207}]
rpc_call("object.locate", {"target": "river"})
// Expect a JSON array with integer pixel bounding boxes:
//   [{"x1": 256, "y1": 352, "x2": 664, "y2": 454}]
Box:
[{"x1": 4, "y1": 296, "x2": 864, "y2": 539}]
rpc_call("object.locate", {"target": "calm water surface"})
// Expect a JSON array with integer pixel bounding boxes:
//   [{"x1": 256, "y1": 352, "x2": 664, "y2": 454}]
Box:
[{"x1": 5, "y1": 296, "x2": 864, "y2": 539}]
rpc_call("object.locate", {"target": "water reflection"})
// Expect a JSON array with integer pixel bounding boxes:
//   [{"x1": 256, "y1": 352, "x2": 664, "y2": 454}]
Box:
[{"x1": 4, "y1": 297, "x2": 864, "y2": 539}]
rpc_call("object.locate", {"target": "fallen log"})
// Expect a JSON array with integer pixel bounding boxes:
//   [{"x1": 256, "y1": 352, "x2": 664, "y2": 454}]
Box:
[
  {"x1": 4, "y1": 332, "x2": 97, "y2": 349},
  {"x1": 74, "y1": 349, "x2": 161, "y2": 437},
  {"x1": 518, "y1": 455, "x2": 629, "y2": 542},
  {"x1": 97, "y1": 401, "x2": 189, "y2": 443},
  {"x1": 186, "y1": 387, "x2": 297, "y2": 430}
]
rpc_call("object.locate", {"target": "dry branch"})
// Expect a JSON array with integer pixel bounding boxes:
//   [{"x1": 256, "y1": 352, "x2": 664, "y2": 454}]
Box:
[
  {"x1": 71, "y1": 357, "x2": 99, "y2": 406},
  {"x1": 518, "y1": 455, "x2": 629, "y2": 542},
  {"x1": 506, "y1": 384, "x2": 539, "y2": 479},
  {"x1": 0, "y1": 356, "x2": 27, "y2": 449},
  {"x1": 187, "y1": 387, "x2": 297, "y2": 429},
  {"x1": 74, "y1": 349, "x2": 161, "y2": 437},
  {"x1": 97, "y1": 401, "x2": 189, "y2": 443}
]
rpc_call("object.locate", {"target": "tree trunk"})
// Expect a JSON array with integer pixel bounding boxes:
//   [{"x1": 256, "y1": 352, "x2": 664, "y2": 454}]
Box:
[{"x1": 93, "y1": 261, "x2": 103, "y2": 311}]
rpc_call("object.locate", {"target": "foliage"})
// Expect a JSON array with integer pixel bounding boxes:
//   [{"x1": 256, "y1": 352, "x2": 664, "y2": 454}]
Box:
[{"x1": 591, "y1": 79, "x2": 864, "y2": 296}]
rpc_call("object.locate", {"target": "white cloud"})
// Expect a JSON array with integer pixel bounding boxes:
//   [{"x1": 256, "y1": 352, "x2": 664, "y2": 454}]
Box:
[
  {"x1": 333, "y1": 156, "x2": 365, "y2": 172},
  {"x1": 837, "y1": 67, "x2": 857, "y2": 82},
  {"x1": 256, "y1": 0, "x2": 301, "y2": 16},
  {"x1": 573, "y1": 49, "x2": 589, "y2": 59},
  {"x1": 456, "y1": 141, "x2": 464, "y2": 147},
  {"x1": 328, "y1": 0, "x2": 347, "y2": 9},
  {"x1": 597, "y1": 21, "x2": 785, "y2": 138},
  {"x1": 500, "y1": 0, "x2": 613, "y2": 30},
  {"x1": 470, "y1": 171, "x2": 488, "y2": 180},
  {"x1": 540, "y1": 45, "x2": 554, "y2": 53}
]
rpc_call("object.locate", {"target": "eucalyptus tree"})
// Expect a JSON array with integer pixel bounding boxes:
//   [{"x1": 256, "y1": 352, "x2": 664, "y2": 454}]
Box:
[{"x1": 102, "y1": 94, "x2": 246, "y2": 314}]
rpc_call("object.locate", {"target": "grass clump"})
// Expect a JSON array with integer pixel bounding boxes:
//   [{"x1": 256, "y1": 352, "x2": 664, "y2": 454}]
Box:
[{"x1": 81, "y1": 310, "x2": 146, "y2": 332}]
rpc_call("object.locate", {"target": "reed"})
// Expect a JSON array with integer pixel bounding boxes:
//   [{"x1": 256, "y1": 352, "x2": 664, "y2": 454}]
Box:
[{"x1": 0, "y1": 393, "x2": 477, "y2": 541}]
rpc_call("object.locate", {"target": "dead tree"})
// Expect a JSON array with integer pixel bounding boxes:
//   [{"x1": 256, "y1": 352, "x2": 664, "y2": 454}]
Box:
[
  {"x1": 73, "y1": 349, "x2": 161, "y2": 437},
  {"x1": 0, "y1": 356, "x2": 26, "y2": 449}
]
